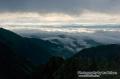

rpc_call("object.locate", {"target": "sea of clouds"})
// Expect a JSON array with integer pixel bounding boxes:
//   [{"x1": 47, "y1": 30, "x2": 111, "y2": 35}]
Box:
[{"x1": 2, "y1": 23, "x2": 120, "y2": 53}]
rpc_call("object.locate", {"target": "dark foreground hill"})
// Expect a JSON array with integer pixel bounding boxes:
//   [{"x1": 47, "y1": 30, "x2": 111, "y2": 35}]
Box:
[
  {"x1": 0, "y1": 41, "x2": 33, "y2": 79},
  {"x1": 0, "y1": 28, "x2": 120, "y2": 79},
  {"x1": 33, "y1": 44, "x2": 120, "y2": 79},
  {"x1": 0, "y1": 28, "x2": 74, "y2": 63}
]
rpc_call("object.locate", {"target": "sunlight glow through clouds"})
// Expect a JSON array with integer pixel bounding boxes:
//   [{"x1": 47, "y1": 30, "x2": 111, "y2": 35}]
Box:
[
  {"x1": 0, "y1": 11, "x2": 120, "y2": 34},
  {"x1": 0, "y1": 10, "x2": 120, "y2": 25}
]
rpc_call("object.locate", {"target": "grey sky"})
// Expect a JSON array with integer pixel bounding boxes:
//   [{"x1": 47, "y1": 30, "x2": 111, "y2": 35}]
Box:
[{"x1": 0, "y1": 0, "x2": 120, "y2": 15}]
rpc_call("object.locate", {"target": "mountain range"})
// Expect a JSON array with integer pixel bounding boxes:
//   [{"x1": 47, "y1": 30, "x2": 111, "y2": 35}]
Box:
[
  {"x1": 31, "y1": 44, "x2": 120, "y2": 79},
  {"x1": 0, "y1": 28, "x2": 75, "y2": 63},
  {"x1": 0, "y1": 28, "x2": 120, "y2": 79}
]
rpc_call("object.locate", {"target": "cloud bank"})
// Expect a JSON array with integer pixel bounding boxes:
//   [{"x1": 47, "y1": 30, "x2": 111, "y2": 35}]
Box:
[
  {"x1": 0, "y1": 0, "x2": 120, "y2": 23},
  {"x1": 4, "y1": 24, "x2": 120, "y2": 52}
]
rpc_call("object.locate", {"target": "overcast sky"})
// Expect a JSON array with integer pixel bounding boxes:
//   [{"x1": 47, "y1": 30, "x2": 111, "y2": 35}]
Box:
[
  {"x1": 0, "y1": 0, "x2": 119, "y2": 14},
  {"x1": 0, "y1": 0, "x2": 120, "y2": 23}
]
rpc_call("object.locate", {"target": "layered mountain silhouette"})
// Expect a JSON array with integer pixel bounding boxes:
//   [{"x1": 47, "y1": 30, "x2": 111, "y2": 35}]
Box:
[
  {"x1": 0, "y1": 28, "x2": 120, "y2": 79},
  {"x1": 0, "y1": 28, "x2": 74, "y2": 63},
  {"x1": 32, "y1": 44, "x2": 120, "y2": 79},
  {"x1": 53, "y1": 44, "x2": 120, "y2": 79}
]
